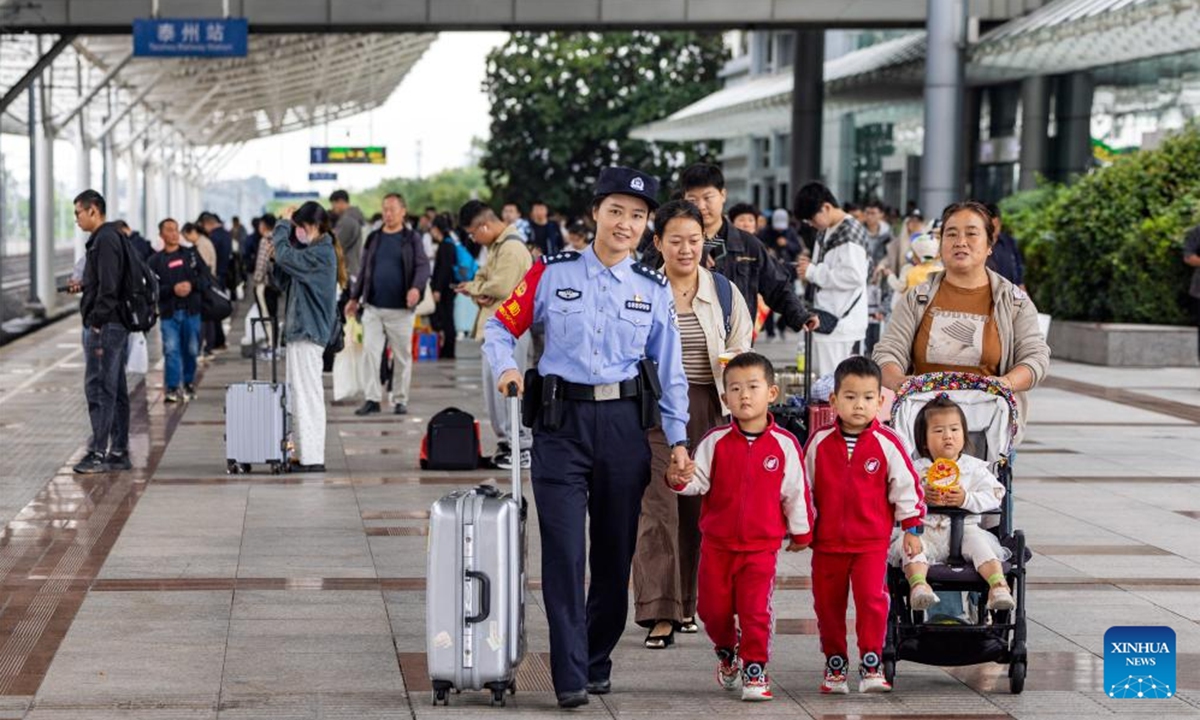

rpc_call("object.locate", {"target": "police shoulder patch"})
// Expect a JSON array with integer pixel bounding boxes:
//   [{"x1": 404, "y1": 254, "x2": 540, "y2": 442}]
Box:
[
  {"x1": 631, "y1": 262, "x2": 668, "y2": 287},
  {"x1": 541, "y1": 250, "x2": 582, "y2": 266}
]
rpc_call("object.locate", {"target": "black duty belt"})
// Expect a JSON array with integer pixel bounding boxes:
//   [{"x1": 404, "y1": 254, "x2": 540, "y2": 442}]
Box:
[{"x1": 561, "y1": 378, "x2": 640, "y2": 402}]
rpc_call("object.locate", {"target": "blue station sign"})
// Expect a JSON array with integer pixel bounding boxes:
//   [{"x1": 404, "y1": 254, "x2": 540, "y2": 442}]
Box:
[{"x1": 133, "y1": 18, "x2": 249, "y2": 58}]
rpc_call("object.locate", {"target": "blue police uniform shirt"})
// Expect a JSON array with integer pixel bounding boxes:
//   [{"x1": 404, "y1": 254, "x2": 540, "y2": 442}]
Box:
[{"x1": 482, "y1": 245, "x2": 689, "y2": 446}]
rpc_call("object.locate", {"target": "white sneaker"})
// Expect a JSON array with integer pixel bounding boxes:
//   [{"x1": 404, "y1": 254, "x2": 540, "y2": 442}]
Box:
[
  {"x1": 740, "y1": 663, "x2": 772, "y2": 701},
  {"x1": 987, "y1": 585, "x2": 1015, "y2": 611},
  {"x1": 715, "y1": 652, "x2": 740, "y2": 691},
  {"x1": 494, "y1": 449, "x2": 530, "y2": 470},
  {"x1": 820, "y1": 655, "x2": 850, "y2": 694},
  {"x1": 858, "y1": 655, "x2": 892, "y2": 693},
  {"x1": 910, "y1": 583, "x2": 940, "y2": 611}
]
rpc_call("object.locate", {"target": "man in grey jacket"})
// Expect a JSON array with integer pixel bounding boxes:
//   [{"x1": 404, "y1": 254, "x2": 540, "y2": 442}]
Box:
[{"x1": 330, "y1": 190, "x2": 366, "y2": 280}]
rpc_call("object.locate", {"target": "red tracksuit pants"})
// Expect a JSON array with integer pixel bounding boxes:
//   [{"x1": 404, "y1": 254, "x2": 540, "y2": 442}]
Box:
[
  {"x1": 812, "y1": 549, "x2": 889, "y2": 661},
  {"x1": 696, "y1": 544, "x2": 777, "y2": 664}
]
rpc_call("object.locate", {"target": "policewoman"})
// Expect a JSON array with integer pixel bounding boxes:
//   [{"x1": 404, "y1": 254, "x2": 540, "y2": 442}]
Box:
[{"x1": 483, "y1": 167, "x2": 689, "y2": 708}]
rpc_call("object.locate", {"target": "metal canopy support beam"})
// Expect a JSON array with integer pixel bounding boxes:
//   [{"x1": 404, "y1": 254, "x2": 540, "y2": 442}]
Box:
[
  {"x1": 0, "y1": 34, "x2": 76, "y2": 114},
  {"x1": 135, "y1": 83, "x2": 222, "y2": 155},
  {"x1": 790, "y1": 29, "x2": 825, "y2": 196},
  {"x1": 52, "y1": 50, "x2": 133, "y2": 135},
  {"x1": 920, "y1": 0, "x2": 967, "y2": 220},
  {"x1": 75, "y1": 56, "x2": 92, "y2": 261},
  {"x1": 96, "y1": 70, "x2": 167, "y2": 140}
]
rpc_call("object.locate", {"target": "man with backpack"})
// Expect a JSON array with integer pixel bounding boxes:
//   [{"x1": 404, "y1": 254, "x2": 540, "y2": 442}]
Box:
[
  {"x1": 148, "y1": 218, "x2": 210, "y2": 403},
  {"x1": 456, "y1": 200, "x2": 533, "y2": 470},
  {"x1": 74, "y1": 190, "x2": 143, "y2": 474}
]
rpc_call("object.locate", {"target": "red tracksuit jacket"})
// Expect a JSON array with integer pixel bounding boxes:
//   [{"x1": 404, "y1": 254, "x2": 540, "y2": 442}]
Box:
[
  {"x1": 673, "y1": 416, "x2": 814, "y2": 552},
  {"x1": 804, "y1": 418, "x2": 926, "y2": 553}
]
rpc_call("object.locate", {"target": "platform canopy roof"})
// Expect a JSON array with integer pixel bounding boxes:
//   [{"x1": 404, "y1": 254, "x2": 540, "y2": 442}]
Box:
[{"x1": 1, "y1": 31, "x2": 434, "y2": 172}]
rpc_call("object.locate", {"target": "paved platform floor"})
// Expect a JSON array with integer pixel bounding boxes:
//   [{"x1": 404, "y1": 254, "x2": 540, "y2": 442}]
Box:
[{"x1": 0, "y1": 313, "x2": 1198, "y2": 719}]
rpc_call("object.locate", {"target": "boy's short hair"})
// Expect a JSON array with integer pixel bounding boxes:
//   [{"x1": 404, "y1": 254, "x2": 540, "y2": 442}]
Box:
[
  {"x1": 458, "y1": 200, "x2": 493, "y2": 228},
  {"x1": 727, "y1": 202, "x2": 758, "y2": 224},
  {"x1": 679, "y1": 163, "x2": 726, "y2": 193},
  {"x1": 913, "y1": 395, "x2": 973, "y2": 459},
  {"x1": 793, "y1": 182, "x2": 838, "y2": 222},
  {"x1": 723, "y1": 351, "x2": 775, "y2": 386},
  {"x1": 833, "y1": 355, "x2": 882, "y2": 393}
]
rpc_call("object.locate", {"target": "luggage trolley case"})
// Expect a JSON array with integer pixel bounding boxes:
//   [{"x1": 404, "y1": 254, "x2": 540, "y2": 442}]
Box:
[
  {"x1": 225, "y1": 317, "x2": 290, "y2": 475},
  {"x1": 427, "y1": 384, "x2": 526, "y2": 706}
]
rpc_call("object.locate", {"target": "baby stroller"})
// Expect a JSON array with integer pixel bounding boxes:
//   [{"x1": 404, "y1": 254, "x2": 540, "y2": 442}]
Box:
[{"x1": 882, "y1": 373, "x2": 1029, "y2": 694}]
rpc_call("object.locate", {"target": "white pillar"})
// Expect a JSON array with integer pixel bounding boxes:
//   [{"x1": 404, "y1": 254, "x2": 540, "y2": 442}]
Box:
[
  {"x1": 32, "y1": 69, "x2": 56, "y2": 314},
  {"x1": 126, "y1": 146, "x2": 142, "y2": 233}
]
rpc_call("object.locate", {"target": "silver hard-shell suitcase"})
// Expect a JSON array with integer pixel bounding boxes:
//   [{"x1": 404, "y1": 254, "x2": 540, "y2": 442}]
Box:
[
  {"x1": 427, "y1": 384, "x2": 526, "y2": 706},
  {"x1": 224, "y1": 318, "x2": 290, "y2": 474}
]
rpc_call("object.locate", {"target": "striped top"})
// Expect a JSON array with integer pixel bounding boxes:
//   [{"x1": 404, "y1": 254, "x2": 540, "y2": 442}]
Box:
[
  {"x1": 842, "y1": 431, "x2": 859, "y2": 458},
  {"x1": 676, "y1": 313, "x2": 713, "y2": 384}
]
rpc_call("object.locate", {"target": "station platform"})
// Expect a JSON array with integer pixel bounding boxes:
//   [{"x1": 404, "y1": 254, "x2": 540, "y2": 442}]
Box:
[{"x1": 0, "y1": 310, "x2": 1198, "y2": 719}]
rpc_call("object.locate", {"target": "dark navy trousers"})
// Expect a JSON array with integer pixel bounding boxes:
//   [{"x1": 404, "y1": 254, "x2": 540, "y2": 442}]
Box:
[{"x1": 531, "y1": 397, "x2": 650, "y2": 695}]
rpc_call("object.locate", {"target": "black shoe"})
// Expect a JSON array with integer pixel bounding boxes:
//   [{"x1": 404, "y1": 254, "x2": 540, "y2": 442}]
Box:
[
  {"x1": 355, "y1": 401, "x2": 381, "y2": 416},
  {"x1": 104, "y1": 452, "x2": 132, "y2": 471},
  {"x1": 556, "y1": 691, "x2": 589, "y2": 708},
  {"x1": 184, "y1": 383, "x2": 197, "y2": 400},
  {"x1": 164, "y1": 388, "x2": 182, "y2": 404},
  {"x1": 72, "y1": 452, "x2": 109, "y2": 474},
  {"x1": 393, "y1": 403, "x2": 408, "y2": 415},
  {"x1": 290, "y1": 463, "x2": 326, "y2": 473},
  {"x1": 586, "y1": 679, "x2": 611, "y2": 695}
]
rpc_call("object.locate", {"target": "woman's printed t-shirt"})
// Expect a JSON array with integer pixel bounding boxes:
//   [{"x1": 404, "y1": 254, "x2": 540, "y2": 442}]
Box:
[{"x1": 912, "y1": 280, "x2": 1002, "y2": 377}]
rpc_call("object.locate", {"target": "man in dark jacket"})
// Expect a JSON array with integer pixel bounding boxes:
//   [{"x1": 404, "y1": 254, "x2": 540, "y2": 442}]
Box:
[
  {"x1": 117, "y1": 221, "x2": 154, "y2": 261},
  {"x1": 345, "y1": 192, "x2": 431, "y2": 416},
  {"x1": 74, "y1": 189, "x2": 133, "y2": 474},
  {"x1": 148, "y1": 217, "x2": 210, "y2": 404},
  {"x1": 429, "y1": 215, "x2": 460, "y2": 360},
  {"x1": 643, "y1": 163, "x2": 816, "y2": 334},
  {"x1": 528, "y1": 200, "x2": 563, "y2": 257},
  {"x1": 199, "y1": 212, "x2": 232, "y2": 350},
  {"x1": 985, "y1": 203, "x2": 1025, "y2": 288}
]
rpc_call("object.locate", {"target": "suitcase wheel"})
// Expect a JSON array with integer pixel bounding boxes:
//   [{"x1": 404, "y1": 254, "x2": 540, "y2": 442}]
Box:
[
  {"x1": 432, "y1": 682, "x2": 451, "y2": 706},
  {"x1": 240, "y1": 463, "x2": 251, "y2": 474},
  {"x1": 270, "y1": 462, "x2": 283, "y2": 475},
  {"x1": 226, "y1": 460, "x2": 240, "y2": 475},
  {"x1": 490, "y1": 688, "x2": 506, "y2": 707}
]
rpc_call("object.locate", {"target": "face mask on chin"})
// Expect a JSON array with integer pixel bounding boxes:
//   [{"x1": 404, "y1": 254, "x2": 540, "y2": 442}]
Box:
[{"x1": 295, "y1": 227, "x2": 311, "y2": 245}]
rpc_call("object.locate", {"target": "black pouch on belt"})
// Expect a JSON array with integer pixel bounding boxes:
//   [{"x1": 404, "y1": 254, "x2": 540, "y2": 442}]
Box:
[
  {"x1": 521, "y1": 368, "x2": 543, "y2": 428},
  {"x1": 541, "y1": 374, "x2": 566, "y2": 432},
  {"x1": 637, "y1": 358, "x2": 662, "y2": 430}
]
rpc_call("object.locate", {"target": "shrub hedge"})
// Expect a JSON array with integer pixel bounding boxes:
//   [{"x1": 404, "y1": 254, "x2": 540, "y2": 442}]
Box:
[{"x1": 999, "y1": 125, "x2": 1199, "y2": 325}]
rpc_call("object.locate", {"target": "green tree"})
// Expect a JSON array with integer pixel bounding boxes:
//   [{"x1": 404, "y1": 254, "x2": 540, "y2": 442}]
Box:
[
  {"x1": 1000, "y1": 125, "x2": 1200, "y2": 324},
  {"x1": 481, "y1": 31, "x2": 727, "y2": 218}
]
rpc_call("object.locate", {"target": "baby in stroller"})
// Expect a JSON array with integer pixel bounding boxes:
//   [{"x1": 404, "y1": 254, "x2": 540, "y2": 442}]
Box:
[{"x1": 888, "y1": 395, "x2": 1015, "y2": 612}]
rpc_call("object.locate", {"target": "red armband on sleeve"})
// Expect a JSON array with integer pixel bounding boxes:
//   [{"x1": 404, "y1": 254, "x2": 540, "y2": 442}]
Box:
[{"x1": 494, "y1": 261, "x2": 546, "y2": 337}]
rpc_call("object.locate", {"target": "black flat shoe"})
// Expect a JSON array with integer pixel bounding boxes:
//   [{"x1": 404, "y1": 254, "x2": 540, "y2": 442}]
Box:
[
  {"x1": 557, "y1": 690, "x2": 589, "y2": 708},
  {"x1": 644, "y1": 622, "x2": 675, "y2": 649},
  {"x1": 290, "y1": 463, "x2": 326, "y2": 473},
  {"x1": 679, "y1": 617, "x2": 699, "y2": 634},
  {"x1": 586, "y1": 679, "x2": 611, "y2": 695},
  {"x1": 354, "y1": 400, "x2": 381, "y2": 416}
]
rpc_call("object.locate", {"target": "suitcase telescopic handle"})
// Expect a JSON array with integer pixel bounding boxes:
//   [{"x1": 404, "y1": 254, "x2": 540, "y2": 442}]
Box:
[
  {"x1": 250, "y1": 316, "x2": 280, "y2": 383},
  {"x1": 506, "y1": 383, "x2": 522, "y2": 500},
  {"x1": 464, "y1": 570, "x2": 491, "y2": 624}
]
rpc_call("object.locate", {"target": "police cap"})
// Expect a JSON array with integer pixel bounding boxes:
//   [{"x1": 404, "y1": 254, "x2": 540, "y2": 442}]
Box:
[{"x1": 593, "y1": 166, "x2": 660, "y2": 211}]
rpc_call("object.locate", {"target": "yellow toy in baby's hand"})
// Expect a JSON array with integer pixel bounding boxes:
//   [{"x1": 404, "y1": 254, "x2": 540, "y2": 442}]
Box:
[{"x1": 925, "y1": 457, "x2": 961, "y2": 491}]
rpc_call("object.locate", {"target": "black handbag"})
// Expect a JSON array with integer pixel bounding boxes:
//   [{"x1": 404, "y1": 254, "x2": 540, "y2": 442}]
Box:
[
  {"x1": 200, "y1": 284, "x2": 233, "y2": 322},
  {"x1": 812, "y1": 292, "x2": 863, "y2": 334}
]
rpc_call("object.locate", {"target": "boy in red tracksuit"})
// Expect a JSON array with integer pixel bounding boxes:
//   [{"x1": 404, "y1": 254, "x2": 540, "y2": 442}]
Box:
[
  {"x1": 805, "y1": 356, "x2": 925, "y2": 695},
  {"x1": 667, "y1": 352, "x2": 813, "y2": 702}
]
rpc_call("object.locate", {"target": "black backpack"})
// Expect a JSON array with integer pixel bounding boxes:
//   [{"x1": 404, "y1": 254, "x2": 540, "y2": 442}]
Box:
[
  {"x1": 121, "y1": 236, "x2": 159, "y2": 332},
  {"x1": 420, "y1": 408, "x2": 482, "y2": 470}
]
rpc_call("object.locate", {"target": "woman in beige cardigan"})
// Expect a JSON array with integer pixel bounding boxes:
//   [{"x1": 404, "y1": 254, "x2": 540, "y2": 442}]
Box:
[
  {"x1": 632, "y1": 200, "x2": 753, "y2": 649},
  {"x1": 873, "y1": 201, "x2": 1050, "y2": 441}
]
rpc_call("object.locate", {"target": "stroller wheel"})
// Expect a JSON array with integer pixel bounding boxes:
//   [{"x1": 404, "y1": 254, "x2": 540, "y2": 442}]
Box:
[
  {"x1": 1009, "y1": 660, "x2": 1026, "y2": 694},
  {"x1": 883, "y1": 658, "x2": 896, "y2": 686}
]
